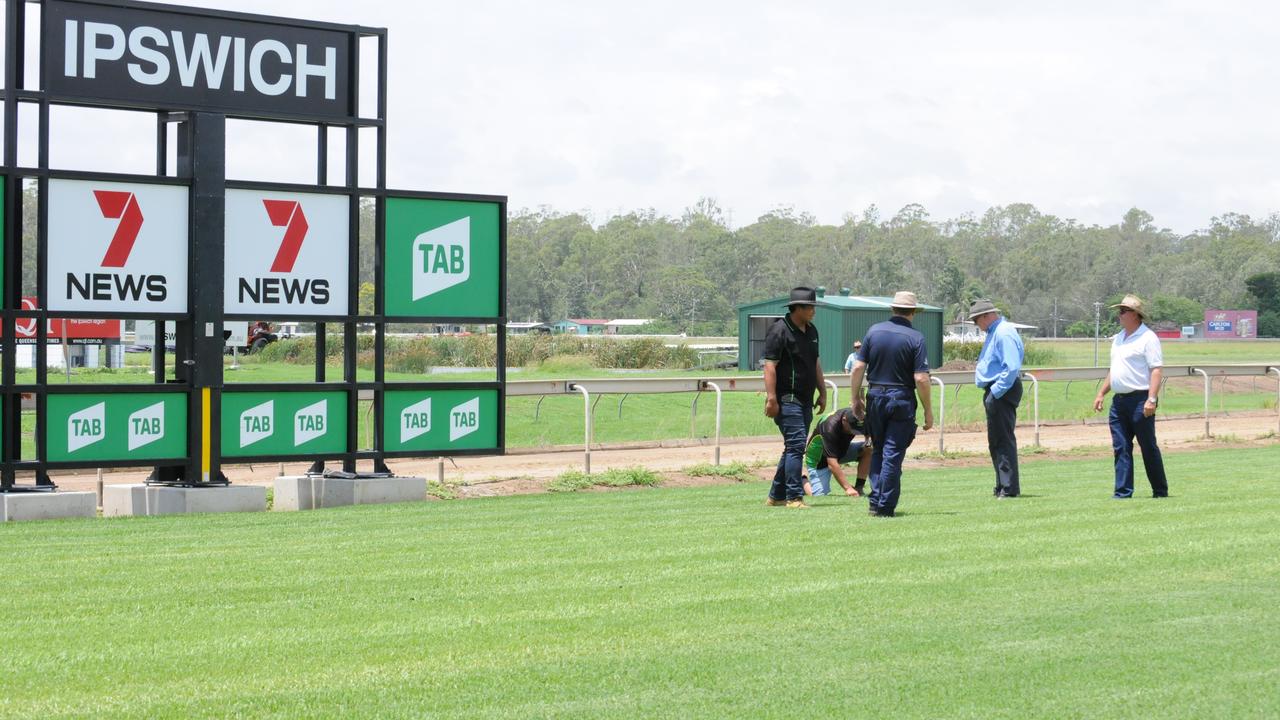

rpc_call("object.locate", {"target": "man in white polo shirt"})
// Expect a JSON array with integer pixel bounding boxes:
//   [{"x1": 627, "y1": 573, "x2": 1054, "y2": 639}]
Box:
[{"x1": 1092, "y1": 294, "x2": 1169, "y2": 499}]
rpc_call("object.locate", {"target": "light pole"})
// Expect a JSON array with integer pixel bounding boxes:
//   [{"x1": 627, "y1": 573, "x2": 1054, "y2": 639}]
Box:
[{"x1": 1093, "y1": 301, "x2": 1102, "y2": 367}]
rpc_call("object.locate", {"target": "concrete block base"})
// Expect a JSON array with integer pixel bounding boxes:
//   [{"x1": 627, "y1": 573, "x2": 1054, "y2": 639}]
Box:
[
  {"x1": 1, "y1": 491, "x2": 97, "y2": 522},
  {"x1": 273, "y1": 476, "x2": 426, "y2": 511},
  {"x1": 102, "y1": 484, "x2": 267, "y2": 518}
]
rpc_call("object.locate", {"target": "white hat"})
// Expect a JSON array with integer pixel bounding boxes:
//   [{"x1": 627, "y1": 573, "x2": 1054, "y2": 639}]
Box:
[{"x1": 889, "y1": 291, "x2": 918, "y2": 309}]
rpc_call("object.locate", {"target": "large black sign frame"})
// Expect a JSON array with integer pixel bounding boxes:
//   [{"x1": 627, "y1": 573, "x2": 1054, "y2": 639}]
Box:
[{"x1": 1, "y1": 0, "x2": 508, "y2": 492}]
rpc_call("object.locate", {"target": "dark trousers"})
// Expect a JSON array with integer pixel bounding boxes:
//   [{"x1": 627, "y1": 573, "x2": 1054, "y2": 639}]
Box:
[
  {"x1": 770, "y1": 401, "x2": 812, "y2": 501},
  {"x1": 1109, "y1": 392, "x2": 1168, "y2": 498},
  {"x1": 865, "y1": 388, "x2": 917, "y2": 515},
  {"x1": 984, "y1": 378, "x2": 1022, "y2": 496}
]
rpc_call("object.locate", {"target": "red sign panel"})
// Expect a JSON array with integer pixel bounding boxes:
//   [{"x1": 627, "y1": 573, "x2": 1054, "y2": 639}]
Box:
[
  {"x1": 2, "y1": 297, "x2": 122, "y2": 343},
  {"x1": 1204, "y1": 310, "x2": 1257, "y2": 339}
]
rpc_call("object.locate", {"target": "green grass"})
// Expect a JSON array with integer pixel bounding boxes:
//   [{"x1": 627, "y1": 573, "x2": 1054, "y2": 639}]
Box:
[
  {"x1": 1, "y1": 445, "x2": 1278, "y2": 718},
  {"x1": 1030, "y1": 338, "x2": 1280, "y2": 367}
]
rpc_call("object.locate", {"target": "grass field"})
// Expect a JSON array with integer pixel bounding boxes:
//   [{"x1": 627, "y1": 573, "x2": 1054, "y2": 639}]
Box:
[{"x1": 2, "y1": 444, "x2": 1277, "y2": 718}]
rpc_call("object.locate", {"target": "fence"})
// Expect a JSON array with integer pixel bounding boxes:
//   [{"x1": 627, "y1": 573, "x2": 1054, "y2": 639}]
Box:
[{"x1": 507, "y1": 365, "x2": 1280, "y2": 473}]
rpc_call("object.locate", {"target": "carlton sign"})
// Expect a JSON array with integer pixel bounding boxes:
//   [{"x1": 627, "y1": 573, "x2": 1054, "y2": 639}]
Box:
[{"x1": 43, "y1": 0, "x2": 350, "y2": 119}]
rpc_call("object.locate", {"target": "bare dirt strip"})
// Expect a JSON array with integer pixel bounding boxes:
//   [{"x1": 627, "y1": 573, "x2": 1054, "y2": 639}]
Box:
[{"x1": 44, "y1": 410, "x2": 1280, "y2": 499}]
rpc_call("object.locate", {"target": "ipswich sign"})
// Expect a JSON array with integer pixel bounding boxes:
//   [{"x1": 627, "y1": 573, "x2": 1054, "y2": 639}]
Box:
[{"x1": 44, "y1": 0, "x2": 352, "y2": 119}]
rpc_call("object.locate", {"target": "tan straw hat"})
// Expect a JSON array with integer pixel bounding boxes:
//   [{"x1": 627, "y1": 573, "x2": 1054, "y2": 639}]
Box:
[
  {"x1": 889, "y1": 291, "x2": 918, "y2": 309},
  {"x1": 1109, "y1": 294, "x2": 1146, "y2": 319}
]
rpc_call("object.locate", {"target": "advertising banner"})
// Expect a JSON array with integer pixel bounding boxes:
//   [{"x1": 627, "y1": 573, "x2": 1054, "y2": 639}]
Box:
[
  {"x1": 46, "y1": 178, "x2": 188, "y2": 313},
  {"x1": 43, "y1": 0, "x2": 351, "y2": 119},
  {"x1": 221, "y1": 390, "x2": 347, "y2": 456},
  {"x1": 1204, "y1": 310, "x2": 1257, "y2": 339},
  {"x1": 0, "y1": 297, "x2": 122, "y2": 344},
  {"x1": 135, "y1": 320, "x2": 246, "y2": 348},
  {"x1": 383, "y1": 389, "x2": 498, "y2": 453},
  {"x1": 384, "y1": 197, "x2": 500, "y2": 318},
  {"x1": 46, "y1": 392, "x2": 187, "y2": 462},
  {"x1": 225, "y1": 189, "x2": 349, "y2": 316}
]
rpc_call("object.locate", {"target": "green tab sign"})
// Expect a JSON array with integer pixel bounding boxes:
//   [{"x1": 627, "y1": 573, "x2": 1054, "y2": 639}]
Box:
[
  {"x1": 221, "y1": 391, "x2": 347, "y2": 457},
  {"x1": 384, "y1": 197, "x2": 500, "y2": 318},
  {"x1": 47, "y1": 393, "x2": 187, "y2": 462},
  {"x1": 383, "y1": 389, "x2": 498, "y2": 452}
]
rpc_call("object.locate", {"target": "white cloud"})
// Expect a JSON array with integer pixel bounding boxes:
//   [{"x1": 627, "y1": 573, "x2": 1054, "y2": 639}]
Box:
[{"x1": 46, "y1": 0, "x2": 1280, "y2": 234}]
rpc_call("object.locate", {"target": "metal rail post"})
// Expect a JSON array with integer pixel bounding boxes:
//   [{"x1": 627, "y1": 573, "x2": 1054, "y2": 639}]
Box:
[
  {"x1": 930, "y1": 376, "x2": 945, "y2": 454},
  {"x1": 1191, "y1": 368, "x2": 1210, "y2": 438},
  {"x1": 825, "y1": 379, "x2": 838, "y2": 410},
  {"x1": 568, "y1": 383, "x2": 591, "y2": 474},
  {"x1": 702, "y1": 381, "x2": 723, "y2": 465},
  {"x1": 1269, "y1": 367, "x2": 1280, "y2": 435},
  {"x1": 1022, "y1": 372, "x2": 1041, "y2": 446}
]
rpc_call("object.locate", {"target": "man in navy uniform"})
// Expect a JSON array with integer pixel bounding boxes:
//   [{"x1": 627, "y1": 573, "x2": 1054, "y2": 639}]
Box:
[
  {"x1": 762, "y1": 287, "x2": 827, "y2": 508},
  {"x1": 970, "y1": 299, "x2": 1025, "y2": 498},
  {"x1": 850, "y1": 291, "x2": 933, "y2": 517}
]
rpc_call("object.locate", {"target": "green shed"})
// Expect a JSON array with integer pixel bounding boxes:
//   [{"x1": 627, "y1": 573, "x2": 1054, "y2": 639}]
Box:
[{"x1": 737, "y1": 288, "x2": 944, "y2": 373}]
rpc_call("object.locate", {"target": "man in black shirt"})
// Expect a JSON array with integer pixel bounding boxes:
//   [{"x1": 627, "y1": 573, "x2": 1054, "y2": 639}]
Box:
[{"x1": 762, "y1": 286, "x2": 827, "y2": 508}]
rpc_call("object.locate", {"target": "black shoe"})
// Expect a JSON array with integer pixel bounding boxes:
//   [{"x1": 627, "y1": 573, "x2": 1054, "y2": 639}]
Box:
[
  {"x1": 868, "y1": 509, "x2": 894, "y2": 518},
  {"x1": 995, "y1": 491, "x2": 1020, "y2": 499},
  {"x1": 1152, "y1": 493, "x2": 1168, "y2": 498}
]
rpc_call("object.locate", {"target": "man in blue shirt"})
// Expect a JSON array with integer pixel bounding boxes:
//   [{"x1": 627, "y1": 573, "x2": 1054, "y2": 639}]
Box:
[
  {"x1": 970, "y1": 300, "x2": 1025, "y2": 498},
  {"x1": 850, "y1": 291, "x2": 933, "y2": 517}
]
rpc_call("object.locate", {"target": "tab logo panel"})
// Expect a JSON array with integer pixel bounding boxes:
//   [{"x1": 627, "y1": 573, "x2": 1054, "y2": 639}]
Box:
[
  {"x1": 47, "y1": 393, "x2": 187, "y2": 462},
  {"x1": 383, "y1": 389, "x2": 498, "y2": 453},
  {"x1": 384, "y1": 198, "x2": 500, "y2": 318},
  {"x1": 46, "y1": 179, "x2": 189, "y2": 313},
  {"x1": 221, "y1": 391, "x2": 347, "y2": 457}
]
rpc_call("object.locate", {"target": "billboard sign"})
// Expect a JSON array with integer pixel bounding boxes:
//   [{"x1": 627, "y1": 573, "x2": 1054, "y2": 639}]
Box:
[
  {"x1": 1, "y1": 297, "x2": 122, "y2": 344},
  {"x1": 46, "y1": 178, "x2": 188, "y2": 313},
  {"x1": 1204, "y1": 310, "x2": 1257, "y2": 339},
  {"x1": 383, "y1": 389, "x2": 498, "y2": 453},
  {"x1": 221, "y1": 391, "x2": 347, "y2": 456},
  {"x1": 46, "y1": 392, "x2": 187, "y2": 462},
  {"x1": 225, "y1": 189, "x2": 349, "y2": 316},
  {"x1": 136, "y1": 320, "x2": 246, "y2": 348},
  {"x1": 43, "y1": 0, "x2": 351, "y2": 119},
  {"x1": 384, "y1": 198, "x2": 500, "y2": 318}
]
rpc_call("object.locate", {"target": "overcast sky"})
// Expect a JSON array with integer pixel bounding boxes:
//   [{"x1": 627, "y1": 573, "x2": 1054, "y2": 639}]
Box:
[{"x1": 33, "y1": 1, "x2": 1280, "y2": 233}]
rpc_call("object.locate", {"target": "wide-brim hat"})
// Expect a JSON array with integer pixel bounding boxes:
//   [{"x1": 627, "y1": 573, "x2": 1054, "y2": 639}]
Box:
[
  {"x1": 1109, "y1": 294, "x2": 1146, "y2": 319},
  {"x1": 889, "y1": 291, "x2": 918, "y2": 309},
  {"x1": 967, "y1": 299, "x2": 998, "y2": 320},
  {"x1": 786, "y1": 286, "x2": 818, "y2": 308}
]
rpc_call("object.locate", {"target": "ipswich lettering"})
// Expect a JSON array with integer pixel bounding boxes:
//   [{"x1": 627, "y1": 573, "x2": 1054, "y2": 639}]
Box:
[{"x1": 63, "y1": 20, "x2": 337, "y2": 100}]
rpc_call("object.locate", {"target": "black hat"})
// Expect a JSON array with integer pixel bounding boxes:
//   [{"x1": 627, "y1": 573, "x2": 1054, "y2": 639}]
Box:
[{"x1": 786, "y1": 286, "x2": 817, "y2": 308}]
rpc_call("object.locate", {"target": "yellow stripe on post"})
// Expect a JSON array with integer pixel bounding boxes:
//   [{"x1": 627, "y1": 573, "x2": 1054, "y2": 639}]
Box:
[{"x1": 202, "y1": 387, "x2": 212, "y2": 483}]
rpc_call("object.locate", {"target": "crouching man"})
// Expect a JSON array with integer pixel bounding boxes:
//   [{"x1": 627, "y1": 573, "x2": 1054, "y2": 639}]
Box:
[{"x1": 803, "y1": 407, "x2": 871, "y2": 497}]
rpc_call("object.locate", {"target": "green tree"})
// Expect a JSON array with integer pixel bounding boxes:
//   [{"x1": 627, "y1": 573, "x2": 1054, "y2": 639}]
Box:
[{"x1": 1245, "y1": 272, "x2": 1280, "y2": 313}]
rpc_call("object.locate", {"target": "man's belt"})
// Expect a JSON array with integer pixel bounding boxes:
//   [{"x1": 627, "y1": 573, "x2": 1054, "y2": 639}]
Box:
[
  {"x1": 868, "y1": 384, "x2": 905, "y2": 391},
  {"x1": 779, "y1": 393, "x2": 801, "y2": 404}
]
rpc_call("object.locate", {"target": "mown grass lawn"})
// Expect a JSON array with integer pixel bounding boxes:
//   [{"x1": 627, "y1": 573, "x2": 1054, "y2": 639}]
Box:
[{"x1": 2, "y1": 445, "x2": 1277, "y2": 719}]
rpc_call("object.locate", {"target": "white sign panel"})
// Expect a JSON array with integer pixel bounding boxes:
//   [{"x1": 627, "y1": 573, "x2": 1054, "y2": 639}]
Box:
[
  {"x1": 135, "y1": 320, "x2": 248, "y2": 348},
  {"x1": 46, "y1": 179, "x2": 189, "y2": 312},
  {"x1": 413, "y1": 217, "x2": 470, "y2": 300},
  {"x1": 224, "y1": 189, "x2": 349, "y2": 316}
]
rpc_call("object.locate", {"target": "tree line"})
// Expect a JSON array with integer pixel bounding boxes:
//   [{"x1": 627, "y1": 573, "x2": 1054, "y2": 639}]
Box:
[{"x1": 507, "y1": 201, "x2": 1280, "y2": 337}]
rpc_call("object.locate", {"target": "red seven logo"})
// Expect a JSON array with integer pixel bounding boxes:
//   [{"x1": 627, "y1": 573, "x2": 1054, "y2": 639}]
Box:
[
  {"x1": 263, "y1": 200, "x2": 309, "y2": 272},
  {"x1": 93, "y1": 190, "x2": 143, "y2": 267}
]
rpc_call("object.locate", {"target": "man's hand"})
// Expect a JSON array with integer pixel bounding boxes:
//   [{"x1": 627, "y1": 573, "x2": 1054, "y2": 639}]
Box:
[
  {"x1": 765, "y1": 396, "x2": 780, "y2": 418},
  {"x1": 844, "y1": 485, "x2": 860, "y2": 497},
  {"x1": 814, "y1": 391, "x2": 827, "y2": 415},
  {"x1": 1143, "y1": 398, "x2": 1157, "y2": 418},
  {"x1": 1093, "y1": 395, "x2": 1105, "y2": 413},
  {"x1": 852, "y1": 396, "x2": 866, "y2": 421},
  {"x1": 922, "y1": 409, "x2": 934, "y2": 432}
]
